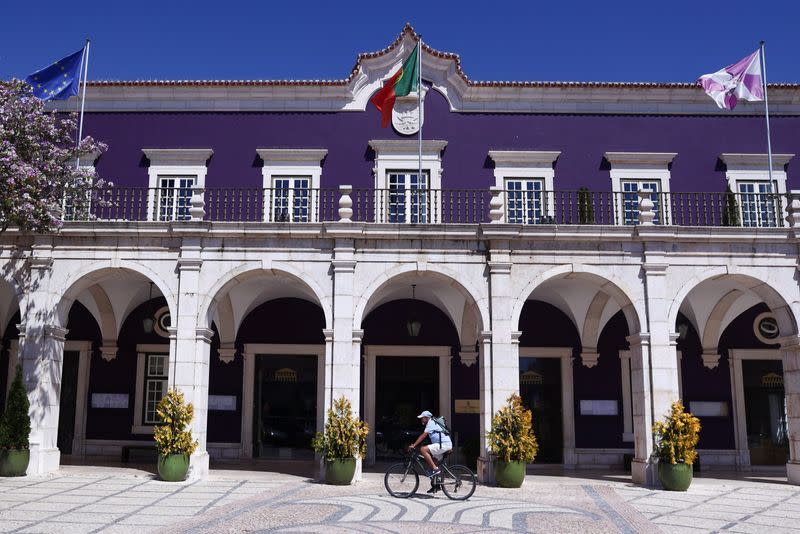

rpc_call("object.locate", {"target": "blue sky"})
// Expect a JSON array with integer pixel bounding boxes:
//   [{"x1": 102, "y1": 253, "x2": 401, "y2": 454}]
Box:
[{"x1": 2, "y1": 0, "x2": 798, "y2": 83}]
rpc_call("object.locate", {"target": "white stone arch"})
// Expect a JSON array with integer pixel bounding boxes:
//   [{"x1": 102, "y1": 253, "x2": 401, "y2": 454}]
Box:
[
  {"x1": 53, "y1": 260, "x2": 177, "y2": 330},
  {"x1": 701, "y1": 289, "x2": 743, "y2": 350},
  {"x1": 353, "y1": 263, "x2": 489, "y2": 338},
  {"x1": 582, "y1": 291, "x2": 611, "y2": 350},
  {"x1": 198, "y1": 262, "x2": 332, "y2": 336},
  {"x1": 669, "y1": 266, "x2": 799, "y2": 342},
  {"x1": 86, "y1": 284, "x2": 117, "y2": 342},
  {"x1": 512, "y1": 264, "x2": 644, "y2": 338}
]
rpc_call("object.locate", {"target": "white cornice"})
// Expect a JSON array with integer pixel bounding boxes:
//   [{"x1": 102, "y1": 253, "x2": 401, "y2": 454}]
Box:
[
  {"x1": 604, "y1": 152, "x2": 677, "y2": 168},
  {"x1": 256, "y1": 148, "x2": 328, "y2": 164},
  {"x1": 142, "y1": 148, "x2": 213, "y2": 166},
  {"x1": 720, "y1": 153, "x2": 795, "y2": 170},
  {"x1": 488, "y1": 150, "x2": 561, "y2": 167},
  {"x1": 369, "y1": 139, "x2": 448, "y2": 156}
]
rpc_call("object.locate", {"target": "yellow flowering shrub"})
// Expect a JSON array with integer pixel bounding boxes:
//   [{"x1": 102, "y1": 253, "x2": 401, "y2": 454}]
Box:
[
  {"x1": 488, "y1": 394, "x2": 538, "y2": 463},
  {"x1": 652, "y1": 400, "x2": 701, "y2": 465},
  {"x1": 312, "y1": 396, "x2": 369, "y2": 460},
  {"x1": 153, "y1": 388, "x2": 198, "y2": 457}
]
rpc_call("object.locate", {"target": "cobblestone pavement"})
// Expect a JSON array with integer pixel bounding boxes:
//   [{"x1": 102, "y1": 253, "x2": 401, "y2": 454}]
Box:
[{"x1": 0, "y1": 466, "x2": 798, "y2": 533}]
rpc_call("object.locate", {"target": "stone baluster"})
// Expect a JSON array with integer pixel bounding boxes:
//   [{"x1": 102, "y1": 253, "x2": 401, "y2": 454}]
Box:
[
  {"x1": 489, "y1": 186, "x2": 504, "y2": 223},
  {"x1": 189, "y1": 186, "x2": 205, "y2": 221},
  {"x1": 785, "y1": 190, "x2": 800, "y2": 229},
  {"x1": 638, "y1": 189, "x2": 655, "y2": 226},
  {"x1": 338, "y1": 185, "x2": 353, "y2": 222}
]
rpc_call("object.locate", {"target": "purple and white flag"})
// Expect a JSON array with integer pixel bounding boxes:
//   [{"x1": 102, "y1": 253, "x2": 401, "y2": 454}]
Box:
[{"x1": 698, "y1": 50, "x2": 764, "y2": 110}]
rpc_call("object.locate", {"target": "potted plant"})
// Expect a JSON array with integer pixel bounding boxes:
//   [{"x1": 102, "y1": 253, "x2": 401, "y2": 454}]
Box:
[
  {"x1": 153, "y1": 388, "x2": 198, "y2": 482},
  {"x1": 653, "y1": 400, "x2": 701, "y2": 491},
  {"x1": 488, "y1": 393, "x2": 538, "y2": 488},
  {"x1": 312, "y1": 395, "x2": 368, "y2": 485},
  {"x1": 0, "y1": 365, "x2": 31, "y2": 476},
  {"x1": 578, "y1": 187, "x2": 596, "y2": 224}
]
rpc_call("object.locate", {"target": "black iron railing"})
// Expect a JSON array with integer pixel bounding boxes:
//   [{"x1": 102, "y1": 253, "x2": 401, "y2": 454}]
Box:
[{"x1": 61, "y1": 186, "x2": 790, "y2": 229}]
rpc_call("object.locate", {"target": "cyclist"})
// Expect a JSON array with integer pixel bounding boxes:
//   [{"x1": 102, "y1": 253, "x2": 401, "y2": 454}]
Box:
[{"x1": 408, "y1": 410, "x2": 452, "y2": 492}]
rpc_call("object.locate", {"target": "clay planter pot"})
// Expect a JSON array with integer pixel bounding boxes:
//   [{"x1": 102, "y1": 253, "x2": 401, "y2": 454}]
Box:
[
  {"x1": 157, "y1": 454, "x2": 190, "y2": 482},
  {"x1": 325, "y1": 458, "x2": 356, "y2": 485},
  {"x1": 0, "y1": 449, "x2": 29, "y2": 477},
  {"x1": 658, "y1": 461, "x2": 693, "y2": 491},
  {"x1": 494, "y1": 460, "x2": 526, "y2": 488}
]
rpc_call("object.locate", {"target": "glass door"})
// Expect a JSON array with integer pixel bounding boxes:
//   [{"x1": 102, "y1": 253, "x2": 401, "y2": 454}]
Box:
[
  {"x1": 253, "y1": 355, "x2": 317, "y2": 460},
  {"x1": 743, "y1": 359, "x2": 789, "y2": 465},
  {"x1": 519, "y1": 357, "x2": 563, "y2": 463},
  {"x1": 375, "y1": 356, "x2": 438, "y2": 461}
]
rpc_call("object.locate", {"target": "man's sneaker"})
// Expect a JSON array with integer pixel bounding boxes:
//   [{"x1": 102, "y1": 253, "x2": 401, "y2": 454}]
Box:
[
  {"x1": 426, "y1": 485, "x2": 440, "y2": 494},
  {"x1": 428, "y1": 468, "x2": 441, "y2": 478}
]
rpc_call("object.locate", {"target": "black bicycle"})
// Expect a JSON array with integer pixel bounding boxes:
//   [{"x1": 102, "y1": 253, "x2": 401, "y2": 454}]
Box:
[{"x1": 384, "y1": 446, "x2": 476, "y2": 500}]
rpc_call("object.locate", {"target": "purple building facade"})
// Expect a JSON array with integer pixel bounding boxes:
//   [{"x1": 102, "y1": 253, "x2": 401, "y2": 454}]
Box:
[{"x1": 2, "y1": 25, "x2": 800, "y2": 485}]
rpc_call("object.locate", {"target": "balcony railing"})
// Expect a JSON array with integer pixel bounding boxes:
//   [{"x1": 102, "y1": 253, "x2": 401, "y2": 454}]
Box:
[{"x1": 60, "y1": 186, "x2": 796, "y2": 229}]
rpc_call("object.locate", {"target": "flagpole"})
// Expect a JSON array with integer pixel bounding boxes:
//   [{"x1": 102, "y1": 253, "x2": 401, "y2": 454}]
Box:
[
  {"x1": 760, "y1": 40, "x2": 774, "y2": 184},
  {"x1": 76, "y1": 39, "x2": 91, "y2": 168},
  {"x1": 417, "y1": 37, "x2": 423, "y2": 209}
]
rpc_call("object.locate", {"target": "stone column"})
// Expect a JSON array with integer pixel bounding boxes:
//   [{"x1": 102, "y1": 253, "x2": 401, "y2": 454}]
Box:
[
  {"x1": 478, "y1": 249, "x2": 519, "y2": 484},
  {"x1": 18, "y1": 244, "x2": 67, "y2": 475},
  {"x1": 171, "y1": 252, "x2": 210, "y2": 479},
  {"x1": 630, "y1": 259, "x2": 681, "y2": 487},
  {"x1": 782, "y1": 335, "x2": 800, "y2": 484}
]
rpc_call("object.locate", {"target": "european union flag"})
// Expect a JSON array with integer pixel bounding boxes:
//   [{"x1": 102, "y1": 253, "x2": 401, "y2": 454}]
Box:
[{"x1": 25, "y1": 47, "x2": 85, "y2": 101}]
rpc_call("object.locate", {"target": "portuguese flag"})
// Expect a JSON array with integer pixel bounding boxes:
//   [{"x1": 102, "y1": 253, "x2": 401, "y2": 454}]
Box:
[{"x1": 370, "y1": 43, "x2": 419, "y2": 128}]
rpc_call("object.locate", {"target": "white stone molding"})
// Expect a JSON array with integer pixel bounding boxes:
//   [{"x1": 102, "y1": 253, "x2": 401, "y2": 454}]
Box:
[
  {"x1": 787, "y1": 190, "x2": 800, "y2": 228},
  {"x1": 619, "y1": 349, "x2": 634, "y2": 442},
  {"x1": 99, "y1": 344, "x2": 117, "y2": 362},
  {"x1": 369, "y1": 139, "x2": 447, "y2": 223},
  {"x1": 363, "y1": 344, "x2": 452, "y2": 465},
  {"x1": 519, "y1": 346, "x2": 576, "y2": 468},
  {"x1": 459, "y1": 351, "x2": 478, "y2": 367},
  {"x1": 580, "y1": 351, "x2": 600, "y2": 368},
  {"x1": 256, "y1": 148, "x2": 327, "y2": 223},
  {"x1": 64, "y1": 340, "x2": 92, "y2": 458},
  {"x1": 217, "y1": 344, "x2": 236, "y2": 364},
  {"x1": 142, "y1": 148, "x2": 213, "y2": 221},
  {"x1": 488, "y1": 150, "x2": 560, "y2": 223},
  {"x1": 131, "y1": 343, "x2": 170, "y2": 435},
  {"x1": 605, "y1": 152, "x2": 676, "y2": 225},
  {"x1": 240, "y1": 344, "x2": 326, "y2": 460},
  {"x1": 728, "y1": 348, "x2": 782, "y2": 471},
  {"x1": 701, "y1": 350, "x2": 722, "y2": 370}
]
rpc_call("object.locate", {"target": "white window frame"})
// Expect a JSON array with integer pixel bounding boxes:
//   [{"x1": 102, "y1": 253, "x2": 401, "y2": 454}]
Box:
[
  {"x1": 256, "y1": 148, "x2": 327, "y2": 223},
  {"x1": 142, "y1": 148, "x2": 213, "y2": 222},
  {"x1": 720, "y1": 153, "x2": 794, "y2": 228},
  {"x1": 132, "y1": 344, "x2": 170, "y2": 434},
  {"x1": 605, "y1": 152, "x2": 676, "y2": 226},
  {"x1": 369, "y1": 139, "x2": 447, "y2": 223},
  {"x1": 488, "y1": 151, "x2": 560, "y2": 224}
]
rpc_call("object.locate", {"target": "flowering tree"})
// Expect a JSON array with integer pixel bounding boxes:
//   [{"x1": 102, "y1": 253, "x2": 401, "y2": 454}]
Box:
[{"x1": 0, "y1": 78, "x2": 109, "y2": 233}]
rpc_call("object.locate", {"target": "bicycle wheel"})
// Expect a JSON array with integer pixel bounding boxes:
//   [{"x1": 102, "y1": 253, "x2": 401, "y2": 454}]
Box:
[
  {"x1": 440, "y1": 464, "x2": 476, "y2": 500},
  {"x1": 384, "y1": 463, "x2": 419, "y2": 498}
]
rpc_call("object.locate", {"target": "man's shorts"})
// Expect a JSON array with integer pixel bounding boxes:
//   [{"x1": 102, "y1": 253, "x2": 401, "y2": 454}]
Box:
[{"x1": 430, "y1": 443, "x2": 453, "y2": 460}]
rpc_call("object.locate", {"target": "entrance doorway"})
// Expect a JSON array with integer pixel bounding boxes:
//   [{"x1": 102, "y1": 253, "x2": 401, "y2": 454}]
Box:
[
  {"x1": 57, "y1": 351, "x2": 80, "y2": 455},
  {"x1": 742, "y1": 359, "x2": 789, "y2": 466},
  {"x1": 519, "y1": 356, "x2": 563, "y2": 463},
  {"x1": 374, "y1": 356, "x2": 438, "y2": 460},
  {"x1": 253, "y1": 355, "x2": 317, "y2": 460}
]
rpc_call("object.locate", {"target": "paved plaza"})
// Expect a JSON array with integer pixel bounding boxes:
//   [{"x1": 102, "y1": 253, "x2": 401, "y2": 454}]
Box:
[{"x1": 0, "y1": 466, "x2": 799, "y2": 533}]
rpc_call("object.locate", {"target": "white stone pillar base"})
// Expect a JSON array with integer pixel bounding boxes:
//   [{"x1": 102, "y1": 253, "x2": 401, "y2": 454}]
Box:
[
  {"x1": 187, "y1": 451, "x2": 209, "y2": 480},
  {"x1": 27, "y1": 444, "x2": 60, "y2": 475},
  {"x1": 631, "y1": 457, "x2": 660, "y2": 488},
  {"x1": 477, "y1": 455, "x2": 495, "y2": 485},
  {"x1": 787, "y1": 462, "x2": 800, "y2": 484}
]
